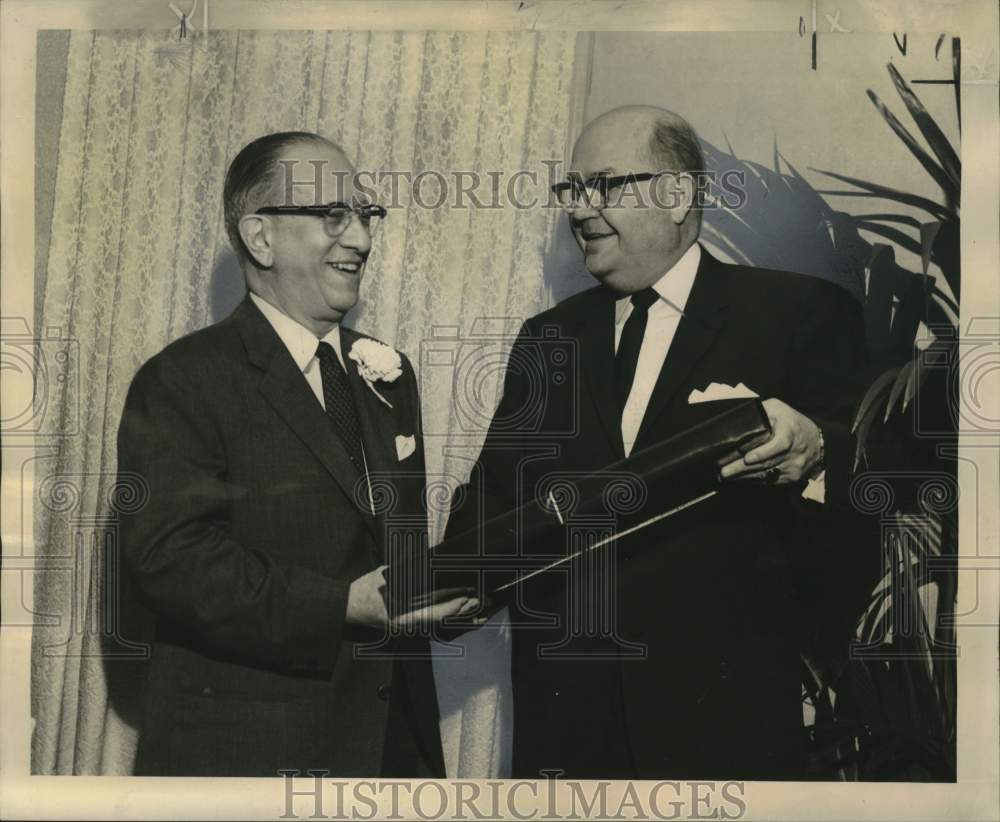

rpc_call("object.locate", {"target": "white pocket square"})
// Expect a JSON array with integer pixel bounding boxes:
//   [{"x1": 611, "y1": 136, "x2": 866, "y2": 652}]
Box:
[
  {"x1": 395, "y1": 434, "x2": 416, "y2": 461},
  {"x1": 688, "y1": 381, "x2": 759, "y2": 404}
]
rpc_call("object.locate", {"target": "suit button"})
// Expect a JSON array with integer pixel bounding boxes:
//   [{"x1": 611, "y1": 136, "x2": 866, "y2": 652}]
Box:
[
  {"x1": 718, "y1": 661, "x2": 730, "y2": 679},
  {"x1": 201, "y1": 686, "x2": 215, "y2": 696},
  {"x1": 376, "y1": 684, "x2": 391, "y2": 701}
]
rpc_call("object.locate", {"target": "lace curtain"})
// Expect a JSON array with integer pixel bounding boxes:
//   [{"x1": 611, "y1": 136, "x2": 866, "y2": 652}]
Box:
[{"x1": 32, "y1": 29, "x2": 577, "y2": 776}]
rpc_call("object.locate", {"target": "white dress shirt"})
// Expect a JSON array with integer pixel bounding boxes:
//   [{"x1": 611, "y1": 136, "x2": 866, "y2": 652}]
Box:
[
  {"x1": 250, "y1": 292, "x2": 345, "y2": 408},
  {"x1": 611, "y1": 244, "x2": 825, "y2": 502},
  {"x1": 250, "y1": 292, "x2": 376, "y2": 512},
  {"x1": 614, "y1": 243, "x2": 701, "y2": 457}
]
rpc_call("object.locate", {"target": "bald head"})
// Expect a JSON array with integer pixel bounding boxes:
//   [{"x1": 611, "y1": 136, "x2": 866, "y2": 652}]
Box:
[
  {"x1": 565, "y1": 106, "x2": 704, "y2": 294},
  {"x1": 574, "y1": 106, "x2": 704, "y2": 187}
]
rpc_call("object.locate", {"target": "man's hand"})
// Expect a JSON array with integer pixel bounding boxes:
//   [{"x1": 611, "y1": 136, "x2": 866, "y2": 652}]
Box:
[
  {"x1": 719, "y1": 398, "x2": 822, "y2": 485},
  {"x1": 346, "y1": 566, "x2": 482, "y2": 629}
]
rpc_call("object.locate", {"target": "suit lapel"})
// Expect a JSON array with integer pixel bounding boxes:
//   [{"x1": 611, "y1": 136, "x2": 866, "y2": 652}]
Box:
[
  {"x1": 633, "y1": 249, "x2": 731, "y2": 449},
  {"x1": 340, "y1": 329, "x2": 399, "y2": 479},
  {"x1": 236, "y1": 298, "x2": 377, "y2": 538},
  {"x1": 341, "y1": 329, "x2": 415, "y2": 559},
  {"x1": 577, "y1": 288, "x2": 626, "y2": 462}
]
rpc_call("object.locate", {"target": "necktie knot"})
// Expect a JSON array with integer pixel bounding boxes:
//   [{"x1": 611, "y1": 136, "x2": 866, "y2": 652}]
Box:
[
  {"x1": 630, "y1": 287, "x2": 659, "y2": 312},
  {"x1": 316, "y1": 341, "x2": 338, "y2": 366}
]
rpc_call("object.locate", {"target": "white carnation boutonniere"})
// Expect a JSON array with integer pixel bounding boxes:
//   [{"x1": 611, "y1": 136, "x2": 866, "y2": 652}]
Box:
[{"x1": 348, "y1": 338, "x2": 403, "y2": 408}]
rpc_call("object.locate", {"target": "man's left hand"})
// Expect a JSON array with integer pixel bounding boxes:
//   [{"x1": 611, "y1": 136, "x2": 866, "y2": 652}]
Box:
[{"x1": 719, "y1": 398, "x2": 822, "y2": 485}]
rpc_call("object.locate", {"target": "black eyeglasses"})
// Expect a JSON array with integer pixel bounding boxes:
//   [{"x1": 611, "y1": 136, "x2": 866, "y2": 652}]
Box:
[
  {"x1": 551, "y1": 172, "x2": 677, "y2": 210},
  {"x1": 255, "y1": 201, "x2": 387, "y2": 238}
]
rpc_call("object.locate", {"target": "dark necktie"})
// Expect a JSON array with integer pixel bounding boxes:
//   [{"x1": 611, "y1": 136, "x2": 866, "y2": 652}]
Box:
[
  {"x1": 315, "y1": 342, "x2": 365, "y2": 472},
  {"x1": 615, "y1": 287, "x2": 659, "y2": 410}
]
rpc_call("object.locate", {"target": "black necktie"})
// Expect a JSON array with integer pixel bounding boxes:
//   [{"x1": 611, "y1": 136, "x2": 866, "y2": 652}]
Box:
[
  {"x1": 615, "y1": 287, "x2": 659, "y2": 410},
  {"x1": 315, "y1": 342, "x2": 365, "y2": 472}
]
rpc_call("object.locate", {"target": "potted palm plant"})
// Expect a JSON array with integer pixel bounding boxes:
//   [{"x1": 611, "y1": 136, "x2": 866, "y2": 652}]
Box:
[{"x1": 701, "y1": 40, "x2": 961, "y2": 780}]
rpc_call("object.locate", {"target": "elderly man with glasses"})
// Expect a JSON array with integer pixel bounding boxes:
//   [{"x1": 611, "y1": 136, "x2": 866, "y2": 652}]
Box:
[
  {"x1": 443, "y1": 106, "x2": 875, "y2": 779},
  {"x1": 115, "y1": 131, "x2": 474, "y2": 777}
]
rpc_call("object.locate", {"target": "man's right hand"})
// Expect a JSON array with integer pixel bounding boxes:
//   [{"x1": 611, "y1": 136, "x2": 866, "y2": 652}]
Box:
[{"x1": 345, "y1": 566, "x2": 482, "y2": 629}]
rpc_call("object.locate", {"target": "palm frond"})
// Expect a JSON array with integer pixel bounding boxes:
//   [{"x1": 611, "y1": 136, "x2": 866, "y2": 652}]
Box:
[
  {"x1": 866, "y1": 87, "x2": 959, "y2": 208},
  {"x1": 852, "y1": 369, "x2": 899, "y2": 470},
  {"x1": 853, "y1": 368, "x2": 899, "y2": 435},
  {"x1": 930, "y1": 289, "x2": 959, "y2": 326},
  {"x1": 919, "y1": 221, "x2": 941, "y2": 277},
  {"x1": 952, "y1": 38, "x2": 962, "y2": 133},
  {"x1": 885, "y1": 63, "x2": 961, "y2": 197},
  {"x1": 854, "y1": 213, "x2": 923, "y2": 227},
  {"x1": 885, "y1": 360, "x2": 916, "y2": 421},
  {"x1": 812, "y1": 169, "x2": 948, "y2": 218},
  {"x1": 854, "y1": 219, "x2": 923, "y2": 256},
  {"x1": 923, "y1": 219, "x2": 961, "y2": 302}
]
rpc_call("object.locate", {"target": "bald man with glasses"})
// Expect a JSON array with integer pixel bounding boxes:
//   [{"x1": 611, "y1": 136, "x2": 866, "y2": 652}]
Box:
[{"x1": 443, "y1": 107, "x2": 874, "y2": 779}]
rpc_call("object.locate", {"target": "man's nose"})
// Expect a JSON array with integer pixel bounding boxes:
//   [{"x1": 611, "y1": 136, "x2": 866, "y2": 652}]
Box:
[
  {"x1": 338, "y1": 213, "x2": 372, "y2": 255},
  {"x1": 569, "y1": 199, "x2": 602, "y2": 224}
]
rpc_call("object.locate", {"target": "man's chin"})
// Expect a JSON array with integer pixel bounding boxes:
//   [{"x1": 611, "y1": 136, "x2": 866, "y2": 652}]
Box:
[
  {"x1": 588, "y1": 265, "x2": 628, "y2": 291},
  {"x1": 322, "y1": 284, "x2": 361, "y2": 316}
]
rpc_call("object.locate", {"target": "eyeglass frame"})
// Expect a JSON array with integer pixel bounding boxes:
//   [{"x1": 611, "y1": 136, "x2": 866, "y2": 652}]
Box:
[
  {"x1": 254, "y1": 201, "x2": 388, "y2": 237},
  {"x1": 550, "y1": 171, "x2": 689, "y2": 211}
]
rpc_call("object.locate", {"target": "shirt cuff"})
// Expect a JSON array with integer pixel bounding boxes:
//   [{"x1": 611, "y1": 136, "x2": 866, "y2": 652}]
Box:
[{"x1": 802, "y1": 469, "x2": 826, "y2": 504}]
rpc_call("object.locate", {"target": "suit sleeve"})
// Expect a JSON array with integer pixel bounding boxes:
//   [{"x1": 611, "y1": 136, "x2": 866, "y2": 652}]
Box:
[
  {"x1": 784, "y1": 277, "x2": 869, "y2": 506},
  {"x1": 442, "y1": 322, "x2": 537, "y2": 547},
  {"x1": 116, "y1": 354, "x2": 350, "y2": 675}
]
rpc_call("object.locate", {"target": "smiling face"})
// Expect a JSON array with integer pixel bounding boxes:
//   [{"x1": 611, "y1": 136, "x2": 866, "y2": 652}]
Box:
[
  {"x1": 568, "y1": 109, "x2": 696, "y2": 295},
  {"x1": 245, "y1": 140, "x2": 371, "y2": 334}
]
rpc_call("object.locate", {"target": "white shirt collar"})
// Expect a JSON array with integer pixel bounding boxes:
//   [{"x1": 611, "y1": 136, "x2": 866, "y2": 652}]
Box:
[
  {"x1": 615, "y1": 241, "x2": 702, "y2": 323},
  {"x1": 249, "y1": 292, "x2": 343, "y2": 370}
]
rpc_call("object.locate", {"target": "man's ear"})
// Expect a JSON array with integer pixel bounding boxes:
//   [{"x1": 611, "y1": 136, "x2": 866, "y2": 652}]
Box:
[
  {"x1": 667, "y1": 173, "x2": 697, "y2": 226},
  {"x1": 238, "y1": 214, "x2": 273, "y2": 268}
]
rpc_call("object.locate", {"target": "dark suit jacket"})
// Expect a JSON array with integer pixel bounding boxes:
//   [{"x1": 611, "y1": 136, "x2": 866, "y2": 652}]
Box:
[
  {"x1": 443, "y1": 247, "x2": 874, "y2": 779},
  {"x1": 115, "y1": 296, "x2": 444, "y2": 777}
]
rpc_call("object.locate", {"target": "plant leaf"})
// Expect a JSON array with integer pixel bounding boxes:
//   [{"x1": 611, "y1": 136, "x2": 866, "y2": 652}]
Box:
[
  {"x1": 853, "y1": 367, "x2": 899, "y2": 434},
  {"x1": 887, "y1": 272, "x2": 933, "y2": 355},
  {"x1": 919, "y1": 220, "x2": 941, "y2": 277},
  {"x1": 866, "y1": 87, "x2": 959, "y2": 207},
  {"x1": 929, "y1": 218, "x2": 961, "y2": 301},
  {"x1": 885, "y1": 360, "x2": 915, "y2": 421},
  {"x1": 700, "y1": 226, "x2": 754, "y2": 267},
  {"x1": 721, "y1": 130, "x2": 737, "y2": 157},
  {"x1": 925, "y1": 296, "x2": 959, "y2": 334},
  {"x1": 812, "y1": 169, "x2": 948, "y2": 218},
  {"x1": 852, "y1": 369, "x2": 899, "y2": 470},
  {"x1": 930, "y1": 288, "x2": 959, "y2": 325},
  {"x1": 886, "y1": 63, "x2": 961, "y2": 194},
  {"x1": 953, "y1": 38, "x2": 961, "y2": 133},
  {"x1": 855, "y1": 220, "x2": 923, "y2": 255},
  {"x1": 854, "y1": 213, "x2": 922, "y2": 227}
]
